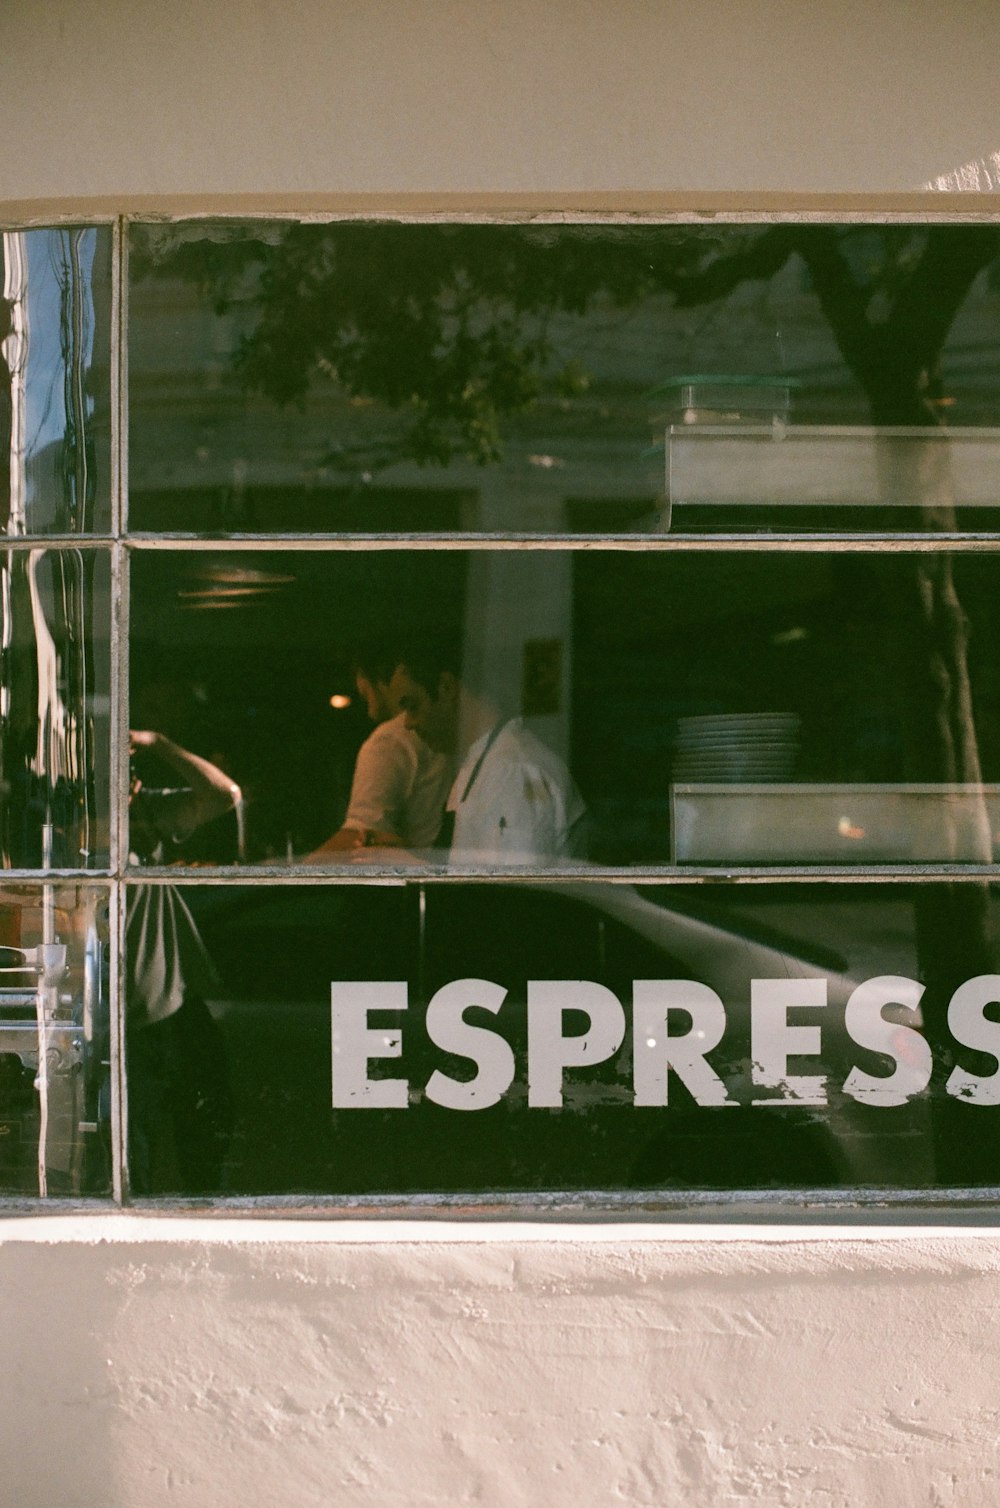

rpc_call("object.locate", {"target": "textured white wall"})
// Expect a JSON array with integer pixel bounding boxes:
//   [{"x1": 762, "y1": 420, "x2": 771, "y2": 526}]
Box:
[
  {"x1": 1, "y1": 1219, "x2": 998, "y2": 1507},
  {"x1": 3, "y1": 0, "x2": 1000, "y2": 203}
]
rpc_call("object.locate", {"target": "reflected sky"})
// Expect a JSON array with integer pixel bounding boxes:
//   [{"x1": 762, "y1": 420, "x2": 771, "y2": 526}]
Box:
[{"x1": 1, "y1": 227, "x2": 108, "y2": 534}]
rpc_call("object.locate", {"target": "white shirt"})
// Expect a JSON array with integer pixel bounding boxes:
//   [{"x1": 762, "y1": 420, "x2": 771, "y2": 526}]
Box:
[
  {"x1": 126, "y1": 884, "x2": 216, "y2": 1025},
  {"x1": 343, "y1": 712, "x2": 451, "y2": 848},
  {"x1": 447, "y1": 718, "x2": 586, "y2": 864}
]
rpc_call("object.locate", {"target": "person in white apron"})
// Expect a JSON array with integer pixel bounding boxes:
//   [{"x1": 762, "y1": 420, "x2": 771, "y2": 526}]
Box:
[{"x1": 387, "y1": 643, "x2": 587, "y2": 865}]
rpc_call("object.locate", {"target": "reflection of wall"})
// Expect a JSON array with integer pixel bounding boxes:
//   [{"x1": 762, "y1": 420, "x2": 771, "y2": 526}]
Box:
[
  {"x1": 127, "y1": 256, "x2": 1000, "y2": 536},
  {"x1": 127, "y1": 274, "x2": 669, "y2": 534},
  {"x1": 463, "y1": 553, "x2": 574, "y2": 760}
]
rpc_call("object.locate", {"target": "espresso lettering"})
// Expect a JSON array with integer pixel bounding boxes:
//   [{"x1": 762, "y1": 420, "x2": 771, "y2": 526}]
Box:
[
  {"x1": 527, "y1": 980, "x2": 627, "y2": 1108},
  {"x1": 331, "y1": 980, "x2": 408, "y2": 1109},
  {"x1": 424, "y1": 978, "x2": 515, "y2": 1110},
  {"x1": 632, "y1": 979, "x2": 735, "y2": 1107},
  {"x1": 329, "y1": 974, "x2": 1000, "y2": 1112},
  {"x1": 842, "y1": 975, "x2": 931, "y2": 1107}
]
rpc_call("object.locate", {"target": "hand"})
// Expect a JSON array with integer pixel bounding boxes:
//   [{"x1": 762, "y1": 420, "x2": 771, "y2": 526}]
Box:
[
  {"x1": 129, "y1": 730, "x2": 160, "y2": 753},
  {"x1": 320, "y1": 828, "x2": 367, "y2": 852},
  {"x1": 299, "y1": 828, "x2": 365, "y2": 862}
]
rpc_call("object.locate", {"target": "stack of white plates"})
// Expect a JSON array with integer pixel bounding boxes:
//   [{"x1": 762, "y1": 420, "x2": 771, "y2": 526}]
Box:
[{"x1": 673, "y1": 713, "x2": 800, "y2": 783}]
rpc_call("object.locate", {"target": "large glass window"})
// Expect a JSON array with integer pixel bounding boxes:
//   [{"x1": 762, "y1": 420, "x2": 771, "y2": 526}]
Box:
[
  {"x1": 129, "y1": 547, "x2": 1000, "y2": 869},
  {"x1": 127, "y1": 880, "x2": 1000, "y2": 1196},
  {"x1": 10, "y1": 214, "x2": 1000, "y2": 1203},
  {"x1": 128, "y1": 221, "x2": 1000, "y2": 537}
]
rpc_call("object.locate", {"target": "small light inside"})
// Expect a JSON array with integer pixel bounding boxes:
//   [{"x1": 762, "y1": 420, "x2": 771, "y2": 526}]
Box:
[{"x1": 329, "y1": 694, "x2": 352, "y2": 710}]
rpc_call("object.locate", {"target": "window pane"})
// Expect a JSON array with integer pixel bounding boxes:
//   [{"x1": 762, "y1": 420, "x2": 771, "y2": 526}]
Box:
[
  {"x1": 1, "y1": 548, "x2": 112, "y2": 869},
  {"x1": 131, "y1": 548, "x2": 1000, "y2": 870},
  {"x1": 128, "y1": 221, "x2": 1000, "y2": 536},
  {"x1": 0, "y1": 883, "x2": 111, "y2": 1196},
  {"x1": 0, "y1": 228, "x2": 112, "y2": 536},
  {"x1": 125, "y1": 879, "x2": 1000, "y2": 1197}
]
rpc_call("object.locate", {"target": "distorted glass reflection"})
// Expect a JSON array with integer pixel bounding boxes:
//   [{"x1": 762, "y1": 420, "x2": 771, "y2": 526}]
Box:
[
  {"x1": 128, "y1": 222, "x2": 1000, "y2": 536},
  {"x1": 0, "y1": 884, "x2": 110, "y2": 1195},
  {"x1": 130, "y1": 549, "x2": 1000, "y2": 870},
  {"x1": 0, "y1": 549, "x2": 112, "y2": 868},
  {"x1": 125, "y1": 732, "x2": 243, "y2": 1194},
  {"x1": 0, "y1": 228, "x2": 112, "y2": 535},
  {"x1": 124, "y1": 880, "x2": 1000, "y2": 1197}
]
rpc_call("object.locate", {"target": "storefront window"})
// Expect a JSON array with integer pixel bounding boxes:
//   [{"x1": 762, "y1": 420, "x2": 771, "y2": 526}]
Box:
[
  {"x1": 8, "y1": 215, "x2": 1000, "y2": 1202},
  {"x1": 128, "y1": 221, "x2": 1000, "y2": 537},
  {"x1": 126, "y1": 880, "x2": 1000, "y2": 1196},
  {"x1": 129, "y1": 548, "x2": 1000, "y2": 870}
]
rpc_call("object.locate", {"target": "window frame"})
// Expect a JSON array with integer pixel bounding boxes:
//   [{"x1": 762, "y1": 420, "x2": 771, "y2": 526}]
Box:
[{"x1": 7, "y1": 205, "x2": 1000, "y2": 1214}]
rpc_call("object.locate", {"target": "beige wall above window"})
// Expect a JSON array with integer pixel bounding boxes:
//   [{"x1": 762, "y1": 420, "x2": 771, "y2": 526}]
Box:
[{"x1": 4, "y1": 0, "x2": 1000, "y2": 207}]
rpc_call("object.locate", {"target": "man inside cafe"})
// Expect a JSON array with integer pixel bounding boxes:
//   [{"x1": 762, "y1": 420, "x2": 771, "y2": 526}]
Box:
[{"x1": 388, "y1": 638, "x2": 586, "y2": 865}]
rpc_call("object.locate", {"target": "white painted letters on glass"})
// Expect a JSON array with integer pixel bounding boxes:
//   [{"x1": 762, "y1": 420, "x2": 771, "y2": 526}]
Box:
[
  {"x1": 842, "y1": 975, "x2": 931, "y2": 1107},
  {"x1": 424, "y1": 978, "x2": 515, "y2": 1110},
  {"x1": 527, "y1": 981, "x2": 627, "y2": 1108},
  {"x1": 632, "y1": 980, "x2": 735, "y2": 1107},
  {"x1": 946, "y1": 975, "x2": 1000, "y2": 1105},
  {"x1": 751, "y1": 978, "x2": 828, "y2": 1105},
  {"x1": 331, "y1": 981, "x2": 408, "y2": 1109}
]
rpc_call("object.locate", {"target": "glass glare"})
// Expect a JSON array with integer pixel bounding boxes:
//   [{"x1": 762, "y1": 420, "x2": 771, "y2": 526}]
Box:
[
  {"x1": 0, "y1": 548, "x2": 112, "y2": 869},
  {"x1": 0, "y1": 884, "x2": 110, "y2": 1196},
  {"x1": 0, "y1": 228, "x2": 112, "y2": 536}
]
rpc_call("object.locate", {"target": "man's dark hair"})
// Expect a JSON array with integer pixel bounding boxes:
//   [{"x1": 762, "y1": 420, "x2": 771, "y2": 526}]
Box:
[
  {"x1": 350, "y1": 642, "x2": 404, "y2": 688},
  {"x1": 393, "y1": 634, "x2": 462, "y2": 697}
]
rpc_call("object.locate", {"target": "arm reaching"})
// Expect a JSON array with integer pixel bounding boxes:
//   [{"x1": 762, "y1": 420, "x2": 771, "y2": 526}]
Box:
[{"x1": 130, "y1": 731, "x2": 241, "y2": 846}]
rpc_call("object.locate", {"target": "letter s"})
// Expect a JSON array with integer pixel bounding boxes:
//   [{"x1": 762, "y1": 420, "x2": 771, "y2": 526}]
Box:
[
  {"x1": 843, "y1": 976, "x2": 931, "y2": 1108},
  {"x1": 947, "y1": 975, "x2": 1000, "y2": 1106},
  {"x1": 424, "y1": 978, "x2": 515, "y2": 1111}
]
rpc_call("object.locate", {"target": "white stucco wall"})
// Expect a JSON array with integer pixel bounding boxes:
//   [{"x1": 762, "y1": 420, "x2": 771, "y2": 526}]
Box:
[
  {"x1": 2, "y1": 1218, "x2": 999, "y2": 1507},
  {"x1": 5, "y1": 1, "x2": 1000, "y2": 1502}
]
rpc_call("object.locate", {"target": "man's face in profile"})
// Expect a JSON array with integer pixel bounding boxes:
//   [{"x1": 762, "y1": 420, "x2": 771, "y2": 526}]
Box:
[
  {"x1": 355, "y1": 672, "x2": 394, "y2": 724},
  {"x1": 389, "y1": 665, "x2": 457, "y2": 754}
]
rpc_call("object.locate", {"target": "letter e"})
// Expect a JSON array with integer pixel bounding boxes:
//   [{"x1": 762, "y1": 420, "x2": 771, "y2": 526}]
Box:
[
  {"x1": 331, "y1": 981, "x2": 408, "y2": 1108},
  {"x1": 751, "y1": 978, "x2": 827, "y2": 1105}
]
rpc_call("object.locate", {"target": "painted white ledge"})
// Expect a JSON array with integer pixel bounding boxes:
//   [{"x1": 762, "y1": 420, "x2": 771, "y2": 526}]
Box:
[{"x1": 3, "y1": 1215, "x2": 1000, "y2": 1244}]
